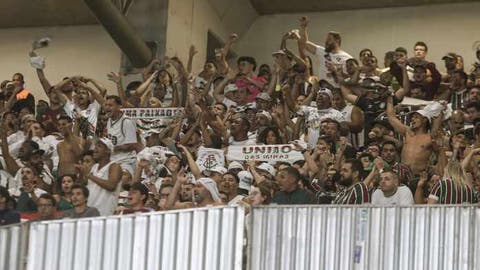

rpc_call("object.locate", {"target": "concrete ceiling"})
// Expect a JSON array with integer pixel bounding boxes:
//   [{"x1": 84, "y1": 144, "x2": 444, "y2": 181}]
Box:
[
  {"x1": 250, "y1": 0, "x2": 479, "y2": 14},
  {"x1": 0, "y1": 0, "x2": 97, "y2": 28}
]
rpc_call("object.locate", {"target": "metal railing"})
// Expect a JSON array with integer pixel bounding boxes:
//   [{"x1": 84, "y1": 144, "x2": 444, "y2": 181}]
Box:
[
  {"x1": 247, "y1": 205, "x2": 480, "y2": 270},
  {"x1": 0, "y1": 221, "x2": 29, "y2": 270},
  {"x1": 3, "y1": 205, "x2": 480, "y2": 270},
  {"x1": 27, "y1": 206, "x2": 245, "y2": 270}
]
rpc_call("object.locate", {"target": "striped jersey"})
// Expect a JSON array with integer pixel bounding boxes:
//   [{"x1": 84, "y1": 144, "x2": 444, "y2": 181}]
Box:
[
  {"x1": 428, "y1": 179, "x2": 477, "y2": 204},
  {"x1": 332, "y1": 182, "x2": 370, "y2": 205}
]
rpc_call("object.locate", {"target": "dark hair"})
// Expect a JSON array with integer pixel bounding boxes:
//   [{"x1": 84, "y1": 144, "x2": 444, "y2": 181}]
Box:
[
  {"x1": 395, "y1": 47, "x2": 408, "y2": 55},
  {"x1": 413, "y1": 65, "x2": 427, "y2": 73},
  {"x1": 57, "y1": 114, "x2": 73, "y2": 123},
  {"x1": 223, "y1": 172, "x2": 240, "y2": 183},
  {"x1": 465, "y1": 101, "x2": 480, "y2": 112},
  {"x1": 13, "y1": 73, "x2": 24, "y2": 82},
  {"x1": 106, "y1": 95, "x2": 122, "y2": 105},
  {"x1": 280, "y1": 166, "x2": 301, "y2": 180},
  {"x1": 346, "y1": 58, "x2": 359, "y2": 66},
  {"x1": 257, "y1": 127, "x2": 281, "y2": 144},
  {"x1": 126, "y1": 81, "x2": 142, "y2": 92},
  {"x1": 237, "y1": 56, "x2": 257, "y2": 71},
  {"x1": 130, "y1": 182, "x2": 149, "y2": 204},
  {"x1": 317, "y1": 135, "x2": 336, "y2": 154},
  {"x1": 328, "y1": 31, "x2": 341, "y2": 46},
  {"x1": 344, "y1": 159, "x2": 364, "y2": 177},
  {"x1": 414, "y1": 41, "x2": 428, "y2": 52},
  {"x1": 385, "y1": 51, "x2": 395, "y2": 59},
  {"x1": 469, "y1": 85, "x2": 480, "y2": 92},
  {"x1": 454, "y1": 70, "x2": 468, "y2": 84},
  {"x1": 359, "y1": 48, "x2": 373, "y2": 57},
  {"x1": 38, "y1": 193, "x2": 56, "y2": 207},
  {"x1": 72, "y1": 184, "x2": 89, "y2": 198},
  {"x1": 358, "y1": 152, "x2": 374, "y2": 162},
  {"x1": 381, "y1": 141, "x2": 397, "y2": 152},
  {"x1": 159, "y1": 183, "x2": 174, "y2": 193},
  {"x1": 214, "y1": 102, "x2": 227, "y2": 112}
]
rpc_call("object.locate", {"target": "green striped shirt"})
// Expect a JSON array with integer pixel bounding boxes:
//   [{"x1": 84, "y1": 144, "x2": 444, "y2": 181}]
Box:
[{"x1": 428, "y1": 179, "x2": 477, "y2": 204}]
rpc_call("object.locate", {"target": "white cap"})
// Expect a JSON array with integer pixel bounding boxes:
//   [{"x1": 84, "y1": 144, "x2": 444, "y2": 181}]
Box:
[
  {"x1": 98, "y1": 138, "x2": 114, "y2": 153},
  {"x1": 207, "y1": 166, "x2": 227, "y2": 175},
  {"x1": 256, "y1": 110, "x2": 272, "y2": 121},
  {"x1": 237, "y1": 170, "x2": 253, "y2": 191},
  {"x1": 256, "y1": 163, "x2": 276, "y2": 176},
  {"x1": 228, "y1": 161, "x2": 244, "y2": 171},
  {"x1": 224, "y1": 83, "x2": 239, "y2": 94},
  {"x1": 197, "y1": 177, "x2": 222, "y2": 202}
]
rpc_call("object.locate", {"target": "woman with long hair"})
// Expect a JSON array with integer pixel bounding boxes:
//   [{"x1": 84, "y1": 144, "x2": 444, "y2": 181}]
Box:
[{"x1": 427, "y1": 160, "x2": 477, "y2": 204}]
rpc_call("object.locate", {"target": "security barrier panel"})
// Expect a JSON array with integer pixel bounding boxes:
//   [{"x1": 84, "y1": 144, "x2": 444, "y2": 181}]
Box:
[
  {"x1": 0, "y1": 221, "x2": 29, "y2": 270},
  {"x1": 248, "y1": 205, "x2": 480, "y2": 270},
  {"x1": 27, "y1": 206, "x2": 245, "y2": 270}
]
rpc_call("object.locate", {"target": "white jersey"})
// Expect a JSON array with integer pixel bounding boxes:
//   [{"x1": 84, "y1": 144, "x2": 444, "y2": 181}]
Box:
[
  {"x1": 107, "y1": 114, "x2": 137, "y2": 163},
  {"x1": 299, "y1": 106, "x2": 345, "y2": 148},
  {"x1": 371, "y1": 186, "x2": 414, "y2": 206},
  {"x1": 87, "y1": 161, "x2": 121, "y2": 216},
  {"x1": 340, "y1": 105, "x2": 364, "y2": 148},
  {"x1": 315, "y1": 45, "x2": 352, "y2": 87},
  {"x1": 64, "y1": 100, "x2": 101, "y2": 136}
]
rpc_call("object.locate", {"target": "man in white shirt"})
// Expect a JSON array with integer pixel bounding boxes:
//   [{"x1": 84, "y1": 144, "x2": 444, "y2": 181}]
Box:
[
  {"x1": 299, "y1": 16, "x2": 352, "y2": 87},
  {"x1": 77, "y1": 138, "x2": 122, "y2": 216},
  {"x1": 371, "y1": 170, "x2": 414, "y2": 205},
  {"x1": 104, "y1": 95, "x2": 138, "y2": 174}
]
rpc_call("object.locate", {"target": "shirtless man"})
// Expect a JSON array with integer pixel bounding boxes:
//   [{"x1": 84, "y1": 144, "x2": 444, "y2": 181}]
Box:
[
  {"x1": 386, "y1": 96, "x2": 441, "y2": 173},
  {"x1": 57, "y1": 115, "x2": 87, "y2": 176}
]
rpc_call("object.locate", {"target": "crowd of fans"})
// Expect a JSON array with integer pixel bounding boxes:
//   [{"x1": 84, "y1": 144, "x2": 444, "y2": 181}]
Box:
[{"x1": 2, "y1": 16, "x2": 480, "y2": 226}]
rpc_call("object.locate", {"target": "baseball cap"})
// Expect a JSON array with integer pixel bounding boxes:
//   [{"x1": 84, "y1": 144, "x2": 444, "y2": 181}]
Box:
[
  {"x1": 228, "y1": 161, "x2": 244, "y2": 171},
  {"x1": 207, "y1": 166, "x2": 227, "y2": 175},
  {"x1": 224, "y1": 83, "x2": 238, "y2": 94},
  {"x1": 442, "y1": 52, "x2": 457, "y2": 60},
  {"x1": 98, "y1": 138, "x2": 115, "y2": 153},
  {"x1": 237, "y1": 170, "x2": 253, "y2": 192},
  {"x1": 256, "y1": 163, "x2": 276, "y2": 177},
  {"x1": 256, "y1": 110, "x2": 272, "y2": 121},
  {"x1": 255, "y1": 92, "x2": 272, "y2": 102},
  {"x1": 317, "y1": 88, "x2": 333, "y2": 100}
]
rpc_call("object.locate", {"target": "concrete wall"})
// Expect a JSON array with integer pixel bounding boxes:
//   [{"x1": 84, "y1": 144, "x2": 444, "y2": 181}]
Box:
[
  {"x1": 0, "y1": 25, "x2": 120, "y2": 102},
  {"x1": 166, "y1": 0, "x2": 258, "y2": 73},
  {"x1": 236, "y1": 2, "x2": 480, "y2": 74}
]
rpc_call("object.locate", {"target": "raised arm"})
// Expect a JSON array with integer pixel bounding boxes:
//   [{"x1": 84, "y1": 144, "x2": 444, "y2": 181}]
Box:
[
  {"x1": 76, "y1": 80, "x2": 106, "y2": 106},
  {"x1": 0, "y1": 126, "x2": 20, "y2": 175},
  {"x1": 394, "y1": 63, "x2": 409, "y2": 100},
  {"x1": 340, "y1": 85, "x2": 359, "y2": 105},
  {"x1": 177, "y1": 144, "x2": 202, "y2": 180},
  {"x1": 299, "y1": 16, "x2": 318, "y2": 55},
  {"x1": 107, "y1": 72, "x2": 134, "y2": 108},
  {"x1": 187, "y1": 45, "x2": 198, "y2": 75},
  {"x1": 135, "y1": 71, "x2": 158, "y2": 96},
  {"x1": 386, "y1": 96, "x2": 407, "y2": 136}
]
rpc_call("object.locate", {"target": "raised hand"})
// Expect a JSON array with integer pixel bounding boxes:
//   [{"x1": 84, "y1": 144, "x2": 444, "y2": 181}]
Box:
[
  {"x1": 107, "y1": 72, "x2": 121, "y2": 84},
  {"x1": 299, "y1": 16, "x2": 309, "y2": 28}
]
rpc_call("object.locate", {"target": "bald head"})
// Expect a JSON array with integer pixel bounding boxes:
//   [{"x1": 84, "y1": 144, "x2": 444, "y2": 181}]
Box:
[{"x1": 450, "y1": 110, "x2": 465, "y2": 132}]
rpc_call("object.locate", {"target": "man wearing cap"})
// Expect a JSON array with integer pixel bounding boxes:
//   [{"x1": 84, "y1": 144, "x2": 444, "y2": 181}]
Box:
[
  {"x1": 255, "y1": 92, "x2": 273, "y2": 111},
  {"x1": 299, "y1": 17, "x2": 352, "y2": 87},
  {"x1": 297, "y1": 87, "x2": 345, "y2": 147},
  {"x1": 442, "y1": 52, "x2": 458, "y2": 82},
  {"x1": 166, "y1": 171, "x2": 223, "y2": 209},
  {"x1": 77, "y1": 138, "x2": 122, "y2": 216},
  {"x1": 273, "y1": 166, "x2": 314, "y2": 204},
  {"x1": 386, "y1": 96, "x2": 443, "y2": 174}
]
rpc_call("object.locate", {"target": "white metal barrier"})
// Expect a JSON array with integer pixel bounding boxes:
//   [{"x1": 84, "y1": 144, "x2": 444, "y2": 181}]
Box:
[
  {"x1": 27, "y1": 206, "x2": 245, "y2": 270},
  {"x1": 0, "y1": 221, "x2": 28, "y2": 270},
  {"x1": 248, "y1": 205, "x2": 480, "y2": 270}
]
